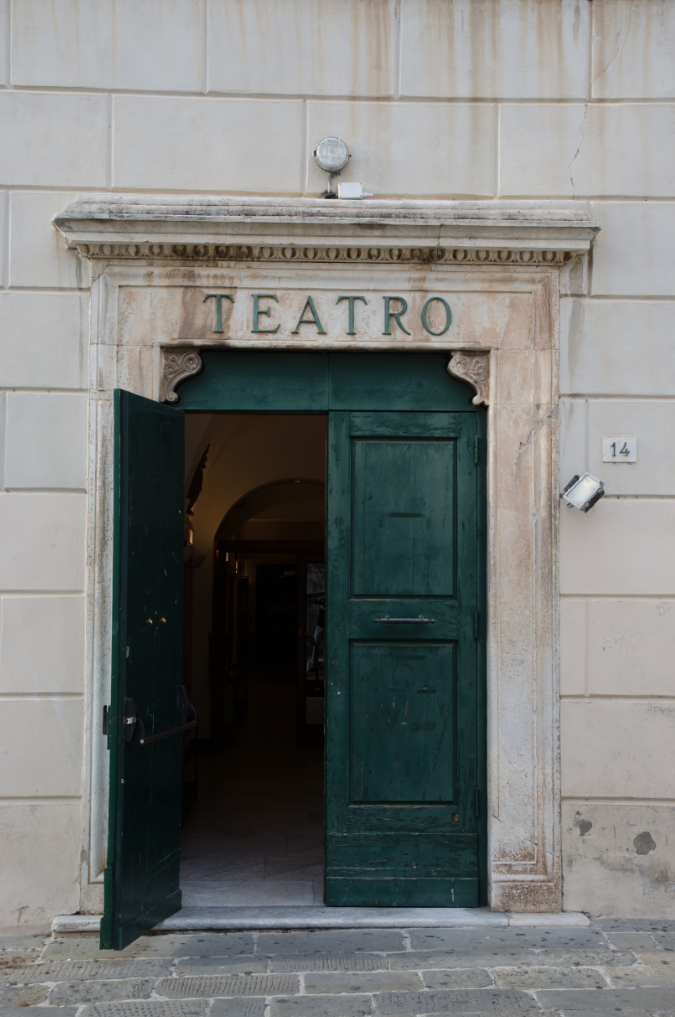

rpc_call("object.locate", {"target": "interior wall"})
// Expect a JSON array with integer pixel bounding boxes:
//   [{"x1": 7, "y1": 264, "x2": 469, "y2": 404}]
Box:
[{"x1": 184, "y1": 414, "x2": 326, "y2": 735}]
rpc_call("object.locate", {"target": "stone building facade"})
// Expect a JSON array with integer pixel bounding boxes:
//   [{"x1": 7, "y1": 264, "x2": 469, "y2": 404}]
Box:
[{"x1": 2, "y1": 0, "x2": 674, "y2": 929}]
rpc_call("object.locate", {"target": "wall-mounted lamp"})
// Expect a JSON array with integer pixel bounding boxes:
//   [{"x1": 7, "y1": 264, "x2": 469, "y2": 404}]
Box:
[
  {"x1": 313, "y1": 136, "x2": 350, "y2": 198},
  {"x1": 561, "y1": 473, "x2": 605, "y2": 512}
]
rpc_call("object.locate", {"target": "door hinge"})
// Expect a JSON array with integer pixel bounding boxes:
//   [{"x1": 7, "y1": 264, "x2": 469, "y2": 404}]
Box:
[
  {"x1": 475, "y1": 788, "x2": 481, "y2": 818},
  {"x1": 474, "y1": 436, "x2": 479, "y2": 464},
  {"x1": 474, "y1": 611, "x2": 479, "y2": 639},
  {"x1": 102, "y1": 704, "x2": 111, "y2": 750}
]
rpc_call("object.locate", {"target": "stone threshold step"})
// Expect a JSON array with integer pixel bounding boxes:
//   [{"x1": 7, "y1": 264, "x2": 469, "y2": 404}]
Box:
[{"x1": 53, "y1": 907, "x2": 589, "y2": 934}]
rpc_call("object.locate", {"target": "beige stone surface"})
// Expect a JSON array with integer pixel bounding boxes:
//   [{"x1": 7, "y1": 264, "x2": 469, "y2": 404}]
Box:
[
  {"x1": 208, "y1": 0, "x2": 396, "y2": 97},
  {"x1": 590, "y1": 202, "x2": 675, "y2": 297},
  {"x1": 0, "y1": 697, "x2": 83, "y2": 797},
  {"x1": 400, "y1": 0, "x2": 590, "y2": 99},
  {"x1": 500, "y1": 104, "x2": 675, "y2": 198},
  {"x1": 560, "y1": 298, "x2": 675, "y2": 396},
  {"x1": 0, "y1": 493, "x2": 86, "y2": 591},
  {"x1": 559, "y1": 597, "x2": 585, "y2": 697},
  {"x1": 0, "y1": 596, "x2": 85, "y2": 695},
  {"x1": 0, "y1": 189, "x2": 5, "y2": 283},
  {"x1": 588, "y1": 400, "x2": 675, "y2": 496},
  {"x1": 112, "y1": 97, "x2": 305, "y2": 194},
  {"x1": 559, "y1": 396, "x2": 587, "y2": 485},
  {"x1": 592, "y1": 0, "x2": 675, "y2": 99},
  {"x1": 561, "y1": 700, "x2": 675, "y2": 799},
  {"x1": 561, "y1": 597, "x2": 675, "y2": 699},
  {"x1": 560, "y1": 499, "x2": 675, "y2": 595},
  {"x1": 562, "y1": 802, "x2": 675, "y2": 916},
  {"x1": 10, "y1": 192, "x2": 89, "y2": 289},
  {"x1": 6, "y1": 393, "x2": 88, "y2": 490},
  {"x1": 0, "y1": 92, "x2": 107, "y2": 188},
  {"x1": 117, "y1": 281, "x2": 530, "y2": 348},
  {"x1": 0, "y1": 0, "x2": 7, "y2": 86},
  {"x1": 307, "y1": 102, "x2": 497, "y2": 198},
  {"x1": 0, "y1": 391, "x2": 5, "y2": 487},
  {"x1": 0, "y1": 801, "x2": 81, "y2": 927},
  {"x1": 12, "y1": 0, "x2": 204, "y2": 92},
  {"x1": 0, "y1": 293, "x2": 88, "y2": 390}
]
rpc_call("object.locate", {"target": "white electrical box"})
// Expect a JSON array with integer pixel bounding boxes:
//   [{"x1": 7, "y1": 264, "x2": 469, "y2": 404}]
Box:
[
  {"x1": 338, "y1": 182, "x2": 372, "y2": 199},
  {"x1": 602, "y1": 436, "x2": 637, "y2": 462}
]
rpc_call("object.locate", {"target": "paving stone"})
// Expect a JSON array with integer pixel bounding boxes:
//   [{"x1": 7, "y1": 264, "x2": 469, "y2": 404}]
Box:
[
  {"x1": 651, "y1": 931, "x2": 675, "y2": 950},
  {"x1": 388, "y1": 949, "x2": 635, "y2": 970},
  {"x1": 407, "y1": 928, "x2": 608, "y2": 953},
  {"x1": 0, "y1": 1009, "x2": 77, "y2": 1017},
  {"x1": 175, "y1": 956, "x2": 267, "y2": 975},
  {"x1": 372, "y1": 988, "x2": 541, "y2": 1013},
  {"x1": 607, "y1": 954, "x2": 675, "y2": 988},
  {"x1": 605, "y1": 932, "x2": 659, "y2": 950},
  {"x1": 269, "y1": 996, "x2": 372, "y2": 1017},
  {"x1": 594, "y1": 918, "x2": 675, "y2": 934},
  {"x1": 256, "y1": 930, "x2": 405, "y2": 956},
  {"x1": 269, "y1": 952, "x2": 387, "y2": 972},
  {"x1": 44, "y1": 934, "x2": 255, "y2": 960},
  {"x1": 0, "y1": 935, "x2": 48, "y2": 953},
  {"x1": 304, "y1": 970, "x2": 423, "y2": 993},
  {"x1": 0, "y1": 983, "x2": 49, "y2": 1006},
  {"x1": 156, "y1": 973, "x2": 298, "y2": 998},
  {"x1": 2, "y1": 959, "x2": 173, "y2": 983},
  {"x1": 209, "y1": 1001, "x2": 266, "y2": 1017},
  {"x1": 0, "y1": 955, "x2": 40, "y2": 974},
  {"x1": 538, "y1": 986, "x2": 675, "y2": 1010},
  {"x1": 557, "y1": 1012, "x2": 661, "y2": 1017},
  {"x1": 49, "y1": 979, "x2": 156, "y2": 1004},
  {"x1": 420, "y1": 969, "x2": 495, "y2": 989},
  {"x1": 81, "y1": 1002, "x2": 208, "y2": 1017},
  {"x1": 492, "y1": 966, "x2": 607, "y2": 990}
]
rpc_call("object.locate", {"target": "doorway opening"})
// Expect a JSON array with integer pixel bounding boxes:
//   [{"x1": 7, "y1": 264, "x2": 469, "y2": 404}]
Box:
[{"x1": 180, "y1": 413, "x2": 327, "y2": 907}]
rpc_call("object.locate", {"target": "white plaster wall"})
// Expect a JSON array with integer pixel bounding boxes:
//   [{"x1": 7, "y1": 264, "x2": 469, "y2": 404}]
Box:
[{"x1": 1, "y1": 0, "x2": 673, "y2": 923}]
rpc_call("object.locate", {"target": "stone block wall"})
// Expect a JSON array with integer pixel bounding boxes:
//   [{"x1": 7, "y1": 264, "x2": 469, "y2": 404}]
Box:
[{"x1": 1, "y1": 0, "x2": 673, "y2": 924}]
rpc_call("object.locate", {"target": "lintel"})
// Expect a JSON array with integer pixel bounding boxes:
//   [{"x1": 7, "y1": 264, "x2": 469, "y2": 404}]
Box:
[{"x1": 54, "y1": 195, "x2": 600, "y2": 261}]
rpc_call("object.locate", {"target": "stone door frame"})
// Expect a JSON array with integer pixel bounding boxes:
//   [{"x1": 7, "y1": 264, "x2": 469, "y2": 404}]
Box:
[{"x1": 55, "y1": 196, "x2": 599, "y2": 914}]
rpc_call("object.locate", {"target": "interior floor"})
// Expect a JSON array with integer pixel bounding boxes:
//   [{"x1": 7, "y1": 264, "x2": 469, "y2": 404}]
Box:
[{"x1": 180, "y1": 663, "x2": 324, "y2": 907}]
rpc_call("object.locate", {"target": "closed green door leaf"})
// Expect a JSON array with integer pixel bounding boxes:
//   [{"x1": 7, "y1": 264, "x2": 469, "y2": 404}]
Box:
[
  {"x1": 101, "y1": 391, "x2": 185, "y2": 950},
  {"x1": 326, "y1": 410, "x2": 483, "y2": 907}
]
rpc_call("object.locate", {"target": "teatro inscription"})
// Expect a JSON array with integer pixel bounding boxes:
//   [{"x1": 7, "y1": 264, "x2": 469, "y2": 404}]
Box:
[{"x1": 201, "y1": 291, "x2": 452, "y2": 339}]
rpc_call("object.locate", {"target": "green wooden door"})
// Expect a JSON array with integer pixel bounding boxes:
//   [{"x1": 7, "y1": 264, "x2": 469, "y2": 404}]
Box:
[
  {"x1": 101, "y1": 390, "x2": 186, "y2": 950},
  {"x1": 325, "y1": 410, "x2": 482, "y2": 906}
]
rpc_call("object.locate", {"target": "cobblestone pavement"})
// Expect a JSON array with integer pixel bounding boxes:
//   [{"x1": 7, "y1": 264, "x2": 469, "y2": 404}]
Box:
[{"x1": 1, "y1": 918, "x2": 674, "y2": 1017}]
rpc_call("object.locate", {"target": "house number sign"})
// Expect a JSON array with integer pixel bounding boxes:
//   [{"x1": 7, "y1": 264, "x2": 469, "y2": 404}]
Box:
[
  {"x1": 602, "y1": 436, "x2": 637, "y2": 462},
  {"x1": 202, "y1": 292, "x2": 452, "y2": 338}
]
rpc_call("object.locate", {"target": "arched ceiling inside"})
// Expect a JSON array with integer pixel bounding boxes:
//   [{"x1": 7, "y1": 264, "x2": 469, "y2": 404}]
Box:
[{"x1": 185, "y1": 413, "x2": 326, "y2": 554}]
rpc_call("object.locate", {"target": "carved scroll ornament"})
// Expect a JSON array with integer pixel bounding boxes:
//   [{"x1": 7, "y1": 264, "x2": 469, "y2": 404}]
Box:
[
  {"x1": 446, "y1": 351, "x2": 490, "y2": 406},
  {"x1": 161, "y1": 351, "x2": 203, "y2": 403}
]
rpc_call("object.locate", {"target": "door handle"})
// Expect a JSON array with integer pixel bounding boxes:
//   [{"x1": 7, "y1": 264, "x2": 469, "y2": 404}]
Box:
[
  {"x1": 124, "y1": 688, "x2": 197, "y2": 745},
  {"x1": 373, "y1": 615, "x2": 436, "y2": 625}
]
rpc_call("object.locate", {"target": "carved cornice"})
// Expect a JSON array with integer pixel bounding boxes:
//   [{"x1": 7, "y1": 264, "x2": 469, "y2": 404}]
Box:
[
  {"x1": 161, "y1": 351, "x2": 203, "y2": 404},
  {"x1": 54, "y1": 196, "x2": 600, "y2": 261},
  {"x1": 447, "y1": 351, "x2": 490, "y2": 405},
  {"x1": 70, "y1": 241, "x2": 573, "y2": 265}
]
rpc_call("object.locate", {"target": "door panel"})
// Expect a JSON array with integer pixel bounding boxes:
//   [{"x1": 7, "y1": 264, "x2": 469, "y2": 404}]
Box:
[
  {"x1": 101, "y1": 390, "x2": 185, "y2": 950},
  {"x1": 326, "y1": 409, "x2": 480, "y2": 907},
  {"x1": 349, "y1": 641, "x2": 457, "y2": 803},
  {"x1": 351, "y1": 437, "x2": 456, "y2": 598}
]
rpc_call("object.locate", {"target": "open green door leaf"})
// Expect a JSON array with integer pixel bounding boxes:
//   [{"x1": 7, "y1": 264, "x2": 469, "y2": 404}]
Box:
[{"x1": 101, "y1": 390, "x2": 185, "y2": 950}]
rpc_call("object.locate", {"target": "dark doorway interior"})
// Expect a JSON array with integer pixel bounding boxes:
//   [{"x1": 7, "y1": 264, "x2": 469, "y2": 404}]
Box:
[{"x1": 179, "y1": 414, "x2": 326, "y2": 906}]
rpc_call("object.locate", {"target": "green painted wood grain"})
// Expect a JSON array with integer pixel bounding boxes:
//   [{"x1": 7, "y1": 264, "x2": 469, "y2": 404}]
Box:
[
  {"x1": 325, "y1": 408, "x2": 483, "y2": 906},
  {"x1": 102, "y1": 391, "x2": 185, "y2": 950}
]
